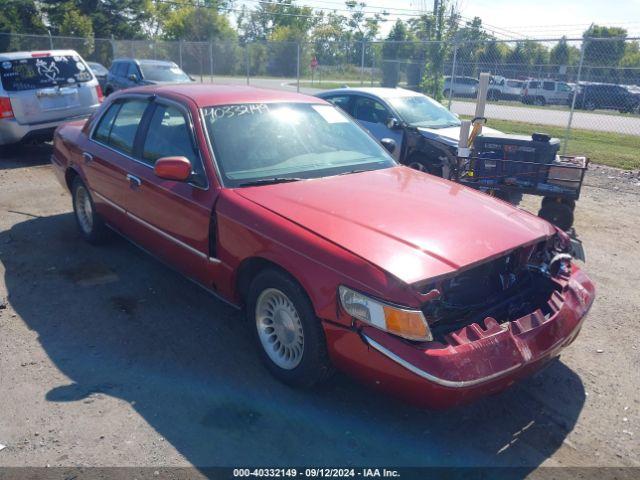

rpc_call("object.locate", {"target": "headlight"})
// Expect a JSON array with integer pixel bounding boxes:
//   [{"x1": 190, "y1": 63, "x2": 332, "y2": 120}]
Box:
[{"x1": 338, "y1": 286, "x2": 432, "y2": 341}]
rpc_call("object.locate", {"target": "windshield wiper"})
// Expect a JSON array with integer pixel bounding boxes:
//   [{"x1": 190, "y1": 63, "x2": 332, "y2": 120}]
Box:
[
  {"x1": 337, "y1": 169, "x2": 367, "y2": 176},
  {"x1": 238, "y1": 177, "x2": 304, "y2": 187}
]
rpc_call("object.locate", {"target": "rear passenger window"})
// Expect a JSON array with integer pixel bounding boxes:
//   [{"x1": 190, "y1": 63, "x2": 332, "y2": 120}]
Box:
[
  {"x1": 529, "y1": 81, "x2": 540, "y2": 89},
  {"x1": 142, "y1": 104, "x2": 199, "y2": 168},
  {"x1": 543, "y1": 81, "x2": 555, "y2": 91},
  {"x1": 93, "y1": 103, "x2": 121, "y2": 144},
  {"x1": 93, "y1": 99, "x2": 149, "y2": 155}
]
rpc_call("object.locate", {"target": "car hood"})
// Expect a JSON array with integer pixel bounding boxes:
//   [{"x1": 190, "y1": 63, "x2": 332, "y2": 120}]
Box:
[
  {"x1": 235, "y1": 166, "x2": 555, "y2": 285},
  {"x1": 417, "y1": 125, "x2": 501, "y2": 147}
]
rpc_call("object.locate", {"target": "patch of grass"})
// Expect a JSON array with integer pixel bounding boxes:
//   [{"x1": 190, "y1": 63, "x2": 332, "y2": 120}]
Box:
[{"x1": 474, "y1": 118, "x2": 640, "y2": 170}]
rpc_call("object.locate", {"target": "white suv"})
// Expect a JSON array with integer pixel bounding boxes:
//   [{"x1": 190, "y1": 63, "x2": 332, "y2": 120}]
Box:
[
  {"x1": 0, "y1": 49, "x2": 102, "y2": 146},
  {"x1": 521, "y1": 79, "x2": 573, "y2": 106}
]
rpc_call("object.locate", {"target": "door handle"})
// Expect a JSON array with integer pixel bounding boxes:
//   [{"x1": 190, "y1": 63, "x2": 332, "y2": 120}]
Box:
[
  {"x1": 126, "y1": 174, "x2": 141, "y2": 187},
  {"x1": 82, "y1": 152, "x2": 93, "y2": 164}
]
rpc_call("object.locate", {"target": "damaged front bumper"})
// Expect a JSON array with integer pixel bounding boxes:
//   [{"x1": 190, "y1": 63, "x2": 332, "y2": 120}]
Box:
[{"x1": 324, "y1": 265, "x2": 595, "y2": 409}]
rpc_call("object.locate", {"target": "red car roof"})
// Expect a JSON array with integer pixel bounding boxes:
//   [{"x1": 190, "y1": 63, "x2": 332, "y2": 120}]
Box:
[{"x1": 125, "y1": 83, "x2": 325, "y2": 107}]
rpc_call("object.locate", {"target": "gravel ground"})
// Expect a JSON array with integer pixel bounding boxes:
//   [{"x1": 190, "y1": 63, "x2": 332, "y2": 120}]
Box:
[{"x1": 0, "y1": 145, "x2": 639, "y2": 472}]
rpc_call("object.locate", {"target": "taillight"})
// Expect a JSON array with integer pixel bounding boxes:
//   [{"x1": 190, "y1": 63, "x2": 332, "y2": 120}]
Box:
[
  {"x1": 95, "y1": 85, "x2": 104, "y2": 103},
  {"x1": 31, "y1": 52, "x2": 51, "y2": 58},
  {"x1": 0, "y1": 97, "x2": 14, "y2": 119}
]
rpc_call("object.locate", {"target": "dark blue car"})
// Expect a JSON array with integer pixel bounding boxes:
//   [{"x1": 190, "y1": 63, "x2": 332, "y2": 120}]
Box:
[{"x1": 104, "y1": 58, "x2": 193, "y2": 96}]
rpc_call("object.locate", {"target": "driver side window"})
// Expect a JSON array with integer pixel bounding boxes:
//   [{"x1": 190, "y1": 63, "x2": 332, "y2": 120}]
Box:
[{"x1": 353, "y1": 97, "x2": 390, "y2": 125}]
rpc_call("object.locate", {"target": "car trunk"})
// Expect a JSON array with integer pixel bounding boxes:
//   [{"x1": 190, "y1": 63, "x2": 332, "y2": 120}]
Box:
[{"x1": 1, "y1": 54, "x2": 97, "y2": 125}]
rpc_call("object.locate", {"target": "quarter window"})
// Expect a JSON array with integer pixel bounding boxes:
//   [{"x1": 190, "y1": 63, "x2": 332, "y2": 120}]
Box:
[
  {"x1": 142, "y1": 104, "x2": 199, "y2": 168},
  {"x1": 93, "y1": 99, "x2": 149, "y2": 155},
  {"x1": 93, "y1": 103, "x2": 121, "y2": 144}
]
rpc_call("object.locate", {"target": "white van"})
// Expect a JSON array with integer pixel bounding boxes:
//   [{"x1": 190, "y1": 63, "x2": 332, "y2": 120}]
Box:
[{"x1": 0, "y1": 50, "x2": 102, "y2": 146}]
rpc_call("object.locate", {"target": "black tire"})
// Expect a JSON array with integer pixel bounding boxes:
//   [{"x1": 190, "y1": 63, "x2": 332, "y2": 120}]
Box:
[
  {"x1": 488, "y1": 89, "x2": 500, "y2": 101},
  {"x1": 443, "y1": 89, "x2": 451, "y2": 98},
  {"x1": 406, "y1": 157, "x2": 443, "y2": 177},
  {"x1": 538, "y1": 202, "x2": 574, "y2": 231},
  {"x1": 246, "y1": 269, "x2": 333, "y2": 388},
  {"x1": 71, "y1": 176, "x2": 110, "y2": 244},
  {"x1": 584, "y1": 100, "x2": 596, "y2": 111},
  {"x1": 104, "y1": 87, "x2": 114, "y2": 97},
  {"x1": 494, "y1": 191, "x2": 523, "y2": 205},
  {"x1": 534, "y1": 96, "x2": 546, "y2": 106},
  {"x1": 542, "y1": 196, "x2": 575, "y2": 210}
]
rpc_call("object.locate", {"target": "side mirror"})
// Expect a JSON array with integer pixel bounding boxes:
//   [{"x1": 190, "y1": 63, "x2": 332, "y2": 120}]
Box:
[
  {"x1": 380, "y1": 138, "x2": 396, "y2": 154},
  {"x1": 128, "y1": 74, "x2": 138, "y2": 82},
  {"x1": 386, "y1": 117, "x2": 401, "y2": 130},
  {"x1": 154, "y1": 156, "x2": 192, "y2": 181}
]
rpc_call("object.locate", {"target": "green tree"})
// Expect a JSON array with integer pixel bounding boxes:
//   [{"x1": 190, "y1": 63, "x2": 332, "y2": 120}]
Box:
[
  {"x1": 550, "y1": 36, "x2": 570, "y2": 65},
  {"x1": 0, "y1": 0, "x2": 46, "y2": 51},
  {"x1": 381, "y1": 20, "x2": 410, "y2": 87},
  {"x1": 41, "y1": 0, "x2": 151, "y2": 39},
  {"x1": 583, "y1": 24, "x2": 627, "y2": 66}
]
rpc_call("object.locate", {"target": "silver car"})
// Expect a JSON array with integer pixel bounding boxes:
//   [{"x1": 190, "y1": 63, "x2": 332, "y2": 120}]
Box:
[{"x1": 0, "y1": 49, "x2": 102, "y2": 146}]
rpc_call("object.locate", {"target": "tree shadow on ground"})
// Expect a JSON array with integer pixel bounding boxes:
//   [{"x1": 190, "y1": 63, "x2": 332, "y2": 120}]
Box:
[{"x1": 0, "y1": 213, "x2": 586, "y2": 472}]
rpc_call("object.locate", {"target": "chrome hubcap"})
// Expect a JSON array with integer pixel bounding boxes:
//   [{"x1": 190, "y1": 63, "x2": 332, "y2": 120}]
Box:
[
  {"x1": 255, "y1": 288, "x2": 304, "y2": 370},
  {"x1": 75, "y1": 185, "x2": 93, "y2": 234}
]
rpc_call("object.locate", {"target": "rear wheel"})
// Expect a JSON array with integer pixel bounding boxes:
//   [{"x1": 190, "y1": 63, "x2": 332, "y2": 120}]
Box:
[
  {"x1": 72, "y1": 176, "x2": 109, "y2": 244},
  {"x1": 584, "y1": 100, "x2": 596, "y2": 110},
  {"x1": 538, "y1": 201, "x2": 574, "y2": 231},
  {"x1": 247, "y1": 269, "x2": 333, "y2": 388}
]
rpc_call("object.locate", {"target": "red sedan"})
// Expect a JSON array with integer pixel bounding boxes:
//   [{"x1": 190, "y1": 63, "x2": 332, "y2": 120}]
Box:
[{"x1": 50, "y1": 84, "x2": 595, "y2": 409}]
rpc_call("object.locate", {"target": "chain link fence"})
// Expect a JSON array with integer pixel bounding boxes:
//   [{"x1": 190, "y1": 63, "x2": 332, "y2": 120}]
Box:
[{"x1": 2, "y1": 32, "x2": 639, "y2": 162}]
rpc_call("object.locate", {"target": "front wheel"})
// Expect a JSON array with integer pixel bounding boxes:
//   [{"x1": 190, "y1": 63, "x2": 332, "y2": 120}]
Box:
[
  {"x1": 72, "y1": 176, "x2": 109, "y2": 244},
  {"x1": 247, "y1": 269, "x2": 333, "y2": 388},
  {"x1": 534, "y1": 96, "x2": 546, "y2": 106}
]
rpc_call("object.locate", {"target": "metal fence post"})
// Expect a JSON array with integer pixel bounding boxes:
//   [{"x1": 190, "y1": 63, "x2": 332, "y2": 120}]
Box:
[
  {"x1": 563, "y1": 38, "x2": 587, "y2": 155},
  {"x1": 245, "y1": 44, "x2": 250, "y2": 85},
  {"x1": 178, "y1": 40, "x2": 183, "y2": 69},
  {"x1": 370, "y1": 52, "x2": 374, "y2": 86},
  {"x1": 448, "y1": 43, "x2": 458, "y2": 109},
  {"x1": 360, "y1": 41, "x2": 365, "y2": 86},
  {"x1": 296, "y1": 42, "x2": 300, "y2": 93},
  {"x1": 48, "y1": 30, "x2": 54, "y2": 49},
  {"x1": 209, "y1": 41, "x2": 213, "y2": 82}
]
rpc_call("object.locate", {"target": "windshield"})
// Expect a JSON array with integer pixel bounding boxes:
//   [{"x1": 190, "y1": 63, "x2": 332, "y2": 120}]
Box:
[
  {"x1": 140, "y1": 63, "x2": 190, "y2": 82},
  {"x1": 386, "y1": 95, "x2": 460, "y2": 128},
  {"x1": 0, "y1": 54, "x2": 93, "y2": 91},
  {"x1": 202, "y1": 102, "x2": 396, "y2": 187}
]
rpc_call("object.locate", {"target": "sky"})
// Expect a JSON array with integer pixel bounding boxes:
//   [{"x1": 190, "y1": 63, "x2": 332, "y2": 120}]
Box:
[{"x1": 251, "y1": 0, "x2": 640, "y2": 38}]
